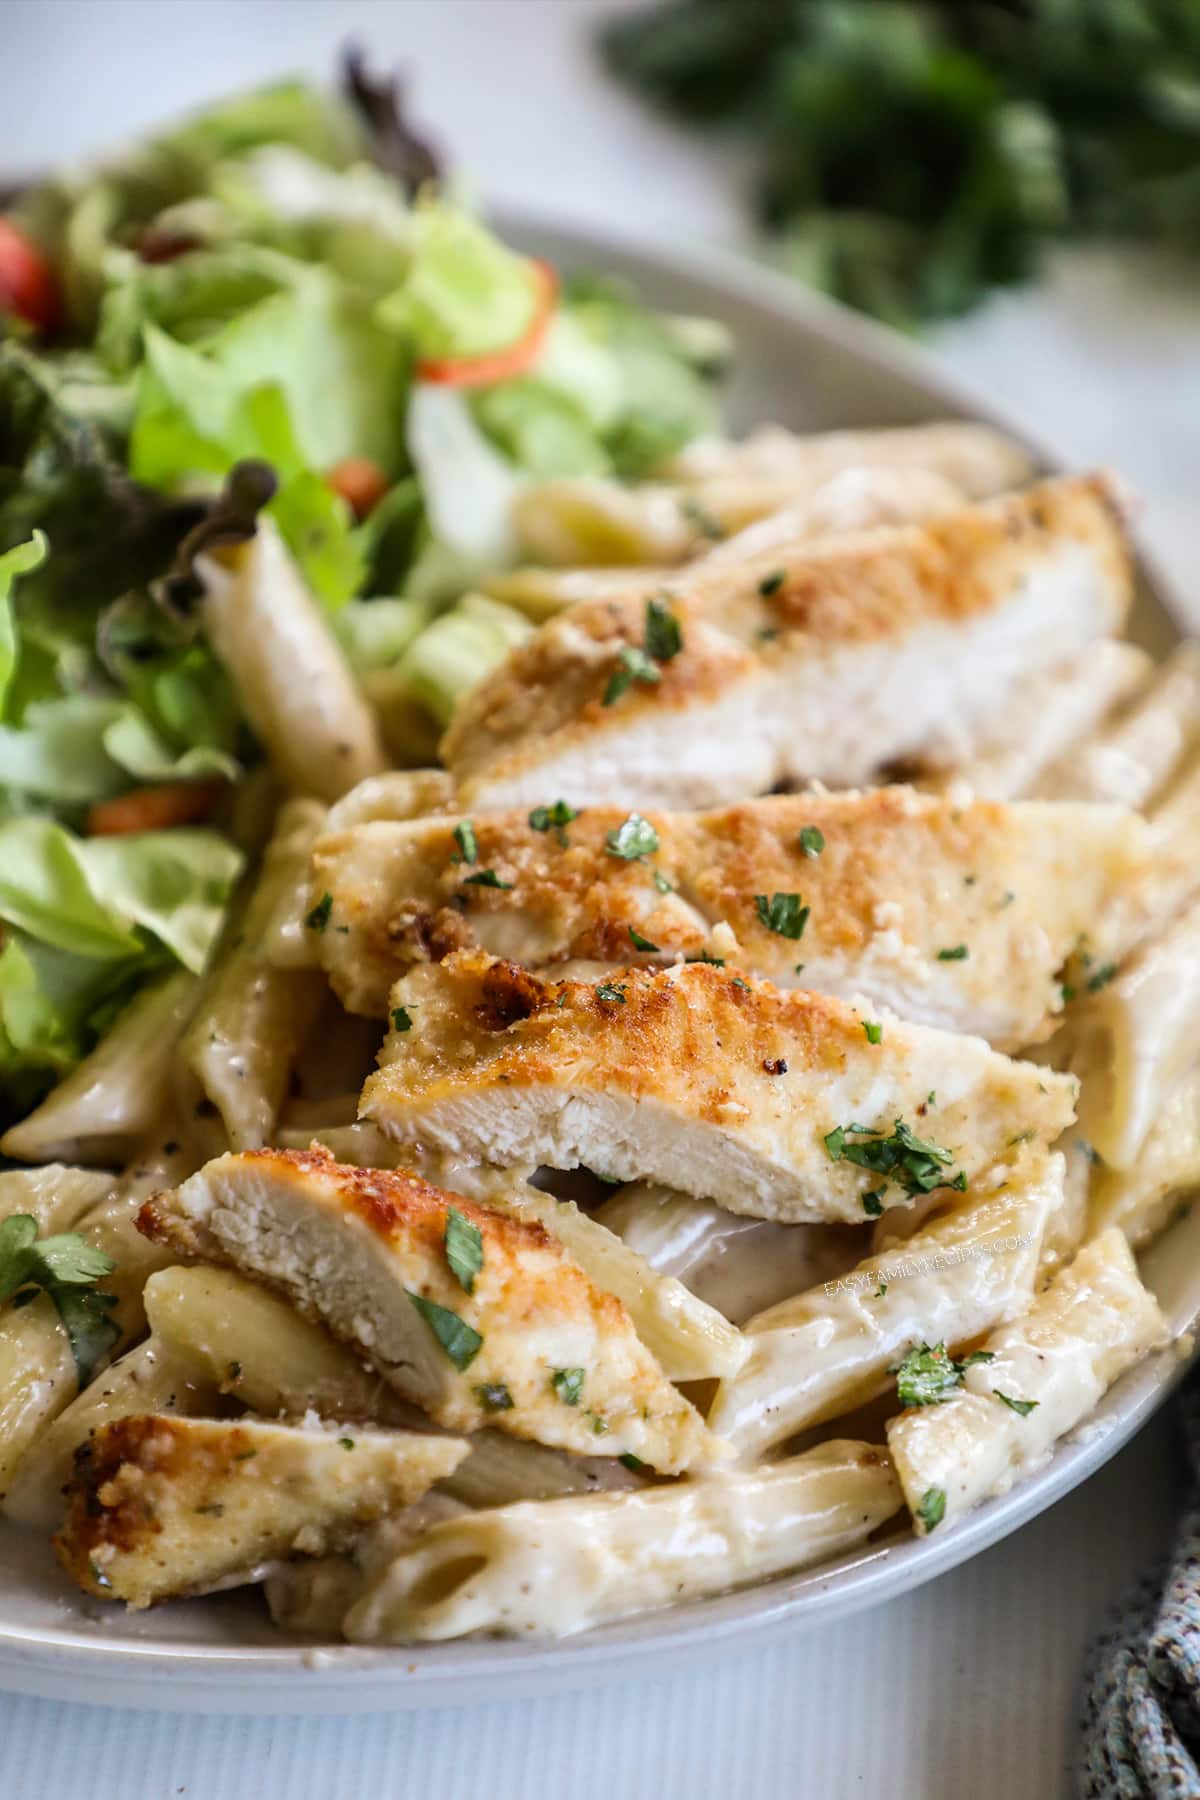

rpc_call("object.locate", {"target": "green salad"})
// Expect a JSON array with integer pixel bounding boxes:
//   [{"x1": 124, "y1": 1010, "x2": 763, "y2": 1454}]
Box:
[{"x1": 0, "y1": 55, "x2": 726, "y2": 1119}]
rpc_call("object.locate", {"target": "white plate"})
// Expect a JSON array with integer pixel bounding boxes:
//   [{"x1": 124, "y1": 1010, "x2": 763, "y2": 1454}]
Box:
[{"x1": 0, "y1": 214, "x2": 1191, "y2": 1713}]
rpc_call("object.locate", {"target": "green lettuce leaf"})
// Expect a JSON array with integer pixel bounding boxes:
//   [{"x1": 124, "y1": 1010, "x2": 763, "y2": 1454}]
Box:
[
  {"x1": 0, "y1": 814, "x2": 241, "y2": 968},
  {"x1": 376, "y1": 205, "x2": 541, "y2": 361},
  {"x1": 79, "y1": 828, "x2": 243, "y2": 972},
  {"x1": 0, "y1": 817, "x2": 143, "y2": 958},
  {"x1": 0, "y1": 694, "x2": 238, "y2": 804},
  {"x1": 129, "y1": 317, "x2": 377, "y2": 607},
  {"x1": 0, "y1": 533, "x2": 47, "y2": 715}
]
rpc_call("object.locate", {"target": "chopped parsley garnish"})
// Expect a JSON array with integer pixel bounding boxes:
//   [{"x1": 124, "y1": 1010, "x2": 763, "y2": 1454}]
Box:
[
  {"x1": 686, "y1": 948, "x2": 725, "y2": 967},
  {"x1": 732, "y1": 977, "x2": 751, "y2": 991},
  {"x1": 863, "y1": 1020, "x2": 882, "y2": 1045},
  {"x1": 552, "y1": 1367, "x2": 585, "y2": 1406},
  {"x1": 798, "y1": 825, "x2": 825, "y2": 858},
  {"x1": 862, "y1": 1189, "x2": 884, "y2": 1216},
  {"x1": 824, "y1": 1117, "x2": 966, "y2": 1199},
  {"x1": 995, "y1": 1391, "x2": 1039, "y2": 1417},
  {"x1": 476, "y1": 1383, "x2": 514, "y2": 1413},
  {"x1": 528, "y1": 800, "x2": 578, "y2": 846},
  {"x1": 338, "y1": 1437, "x2": 355, "y2": 1451},
  {"x1": 603, "y1": 596, "x2": 686, "y2": 704},
  {"x1": 444, "y1": 1206, "x2": 484, "y2": 1295},
  {"x1": 0, "y1": 1214, "x2": 119, "y2": 1383},
  {"x1": 893, "y1": 1342, "x2": 995, "y2": 1407},
  {"x1": 589, "y1": 1412, "x2": 610, "y2": 1436},
  {"x1": 1087, "y1": 962, "x2": 1118, "y2": 993},
  {"x1": 619, "y1": 1452, "x2": 648, "y2": 1473},
  {"x1": 596, "y1": 980, "x2": 627, "y2": 1004},
  {"x1": 305, "y1": 892, "x2": 333, "y2": 932},
  {"x1": 793, "y1": 962, "x2": 805, "y2": 975},
  {"x1": 452, "y1": 819, "x2": 478, "y2": 865},
  {"x1": 754, "y1": 892, "x2": 809, "y2": 940},
  {"x1": 407, "y1": 1292, "x2": 483, "y2": 1371},
  {"x1": 462, "y1": 869, "x2": 513, "y2": 890},
  {"x1": 1061, "y1": 982, "x2": 1077, "y2": 1003},
  {"x1": 653, "y1": 870, "x2": 675, "y2": 894},
  {"x1": 628, "y1": 925, "x2": 660, "y2": 953},
  {"x1": 758, "y1": 569, "x2": 786, "y2": 597},
  {"x1": 391, "y1": 1005, "x2": 415, "y2": 1033},
  {"x1": 936, "y1": 944, "x2": 969, "y2": 961},
  {"x1": 680, "y1": 496, "x2": 723, "y2": 540},
  {"x1": 875, "y1": 1281, "x2": 889, "y2": 1298},
  {"x1": 605, "y1": 812, "x2": 660, "y2": 861},
  {"x1": 917, "y1": 1487, "x2": 946, "y2": 1533},
  {"x1": 644, "y1": 595, "x2": 683, "y2": 663},
  {"x1": 603, "y1": 644, "x2": 660, "y2": 706}
]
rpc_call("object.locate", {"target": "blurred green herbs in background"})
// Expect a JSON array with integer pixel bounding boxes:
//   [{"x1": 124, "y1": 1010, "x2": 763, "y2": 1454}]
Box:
[{"x1": 600, "y1": 0, "x2": 1200, "y2": 328}]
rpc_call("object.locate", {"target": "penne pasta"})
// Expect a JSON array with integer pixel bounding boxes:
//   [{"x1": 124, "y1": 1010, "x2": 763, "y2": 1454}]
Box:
[
  {"x1": 176, "y1": 798, "x2": 327, "y2": 1153},
  {"x1": 343, "y1": 1440, "x2": 901, "y2": 1642},
  {"x1": 200, "y1": 522, "x2": 387, "y2": 803},
  {"x1": 660, "y1": 421, "x2": 1032, "y2": 497},
  {"x1": 1071, "y1": 895, "x2": 1200, "y2": 1170},
  {"x1": 2, "y1": 1333, "x2": 218, "y2": 1530},
  {"x1": 0, "y1": 1142, "x2": 192, "y2": 1498},
  {"x1": 887, "y1": 1229, "x2": 1167, "y2": 1534},
  {"x1": 0, "y1": 1165, "x2": 114, "y2": 1234},
  {"x1": 707, "y1": 1156, "x2": 1060, "y2": 1460},
  {"x1": 1089, "y1": 1067, "x2": 1200, "y2": 1247},
  {"x1": 479, "y1": 1179, "x2": 748, "y2": 1382},
  {"x1": 594, "y1": 1182, "x2": 863, "y2": 1327},
  {"x1": 0, "y1": 972, "x2": 197, "y2": 1167},
  {"x1": 1035, "y1": 640, "x2": 1200, "y2": 809},
  {"x1": 143, "y1": 1263, "x2": 399, "y2": 1422},
  {"x1": 514, "y1": 461, "x2": 968, "y2": 570}
]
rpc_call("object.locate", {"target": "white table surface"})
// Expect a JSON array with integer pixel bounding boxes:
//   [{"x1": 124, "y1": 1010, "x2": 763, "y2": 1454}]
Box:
[{"x1": 3, "y1": 4, "x2": 1197, "y2": 1795}]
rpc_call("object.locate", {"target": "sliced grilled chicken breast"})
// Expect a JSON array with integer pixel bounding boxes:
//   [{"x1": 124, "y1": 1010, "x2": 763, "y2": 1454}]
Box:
[
  {"x1": 309, "y1": 786, "x2": 1148, "y2": 1048},
  {"x1": 362, "y1": 955, "x2": 1078, "y2": 1224},
  {"x1": 138, "y1": 1149, "x2": 713, "y2": 1473},
  {"x1": 55, "y1": 1413, "x2": 465, "y2": 1609},
  {"x1": 443, "y1": 475, "x2": 1131, "y2": 811}
]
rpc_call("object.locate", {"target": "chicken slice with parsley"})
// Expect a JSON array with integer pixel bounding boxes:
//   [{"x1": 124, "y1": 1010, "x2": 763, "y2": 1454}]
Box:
[
  {"x1": 442, "y1": 473, "x2": 1132, "y2": 811},
  {"x1": 307, "y1": 785, "x2": 1148, "y2": 1048},
  {"x1": 56, "y1": 1413, "x2": 466, "y2": 1610},
  {"x1": 138, "y1": 1149, "x2": 715, "y2": 1474},
  {"x1": 362, "y1": 954, "x2": 1078, "y2": 1224}
]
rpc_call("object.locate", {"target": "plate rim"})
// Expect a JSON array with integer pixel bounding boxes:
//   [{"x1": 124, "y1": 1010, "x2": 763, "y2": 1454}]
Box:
[{"x1": 0, "y1": 208, "x2": 1191, "y2": 1713}]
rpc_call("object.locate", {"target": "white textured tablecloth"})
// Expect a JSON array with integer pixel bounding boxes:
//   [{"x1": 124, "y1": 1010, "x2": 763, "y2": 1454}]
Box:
[{"x1": 2, "y1": 5, "x2": 1197, "y2": 1794}]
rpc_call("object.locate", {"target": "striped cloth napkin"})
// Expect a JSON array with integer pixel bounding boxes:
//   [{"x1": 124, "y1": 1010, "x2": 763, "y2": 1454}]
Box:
[{"x1": 1078, "y1": 1377, "x2": 1200, "y2": 1797}]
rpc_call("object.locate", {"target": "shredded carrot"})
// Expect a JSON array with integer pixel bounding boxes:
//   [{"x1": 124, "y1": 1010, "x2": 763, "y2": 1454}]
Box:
[
  {"x1": 326, "y1": 456, "x2": 390, "y2": 520},
  {"x1": 85, "y1": 779, "x2": 225, "y2": 837},
  {"x1": 415, "y1": 259, "x2": 559, "y2": 389}
]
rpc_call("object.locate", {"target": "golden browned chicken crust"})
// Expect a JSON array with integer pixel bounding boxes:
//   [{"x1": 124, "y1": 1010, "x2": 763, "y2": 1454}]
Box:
[
  {"x1": 308, "y1": 786, "x2": 1148, "y2": 1046},
  {"x1": 55, "y1": 1412, "x2": 466, "y2": 1609},
  {"x1": 138, "y1": 1150, "x2": 714, "y2": 1472},
  {"x1": 362, "y1": 954, "x2": 1078, "y2": 1223},
  {"x1": 442, "y1": 474, "x2": 1132, "y2": 809}
]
